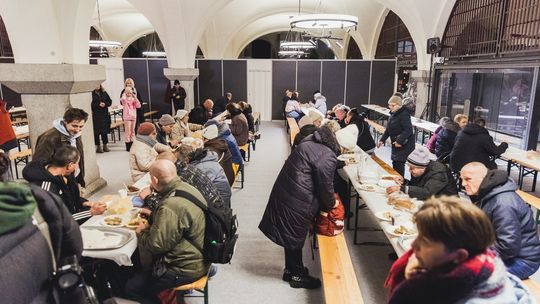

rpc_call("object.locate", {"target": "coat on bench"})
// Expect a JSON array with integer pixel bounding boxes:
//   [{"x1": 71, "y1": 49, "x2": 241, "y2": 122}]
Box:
[{"x1": 259, "y1": 128, "x2": 338, "y2": 250}]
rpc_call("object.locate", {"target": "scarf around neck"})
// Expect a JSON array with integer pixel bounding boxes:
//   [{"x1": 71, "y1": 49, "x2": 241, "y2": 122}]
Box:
[{"x1": 136, "y1": 135, "x2": 157, "y2": 148}]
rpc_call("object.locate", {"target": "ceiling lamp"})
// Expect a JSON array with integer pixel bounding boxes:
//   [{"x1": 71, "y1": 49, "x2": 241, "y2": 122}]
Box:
[
  {"x1": 142, "y1": 51, "x2": 166, "y2": 57},
  {"x1": 280, "y1": 41, "x2": 316, "y2": 49},
  {"x1": 89, "y1": 0, "x2": 121, "y2": 49},
  {"x1": 278, "y1": 50, "x2": 307, "y2": 56},
  {"x1": 290, "y1": 14, "x2": 358, "y2": 30}
]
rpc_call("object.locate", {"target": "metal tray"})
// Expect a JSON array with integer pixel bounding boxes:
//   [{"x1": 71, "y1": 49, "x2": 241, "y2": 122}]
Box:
[{"x1": 81, "y1": 226, "x2": 135, "y2": 251}]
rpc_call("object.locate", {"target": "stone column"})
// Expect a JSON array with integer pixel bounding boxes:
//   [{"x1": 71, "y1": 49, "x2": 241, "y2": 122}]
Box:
[
  {"x1": 163, "y1": 68, "x2": 199, "y2": 110},
  {"x1": 0, "y1": 64, "x2": 107, "y2": 195},
  {"x1": 409, "y1": 70, "x2": 431, "y2": 119}
]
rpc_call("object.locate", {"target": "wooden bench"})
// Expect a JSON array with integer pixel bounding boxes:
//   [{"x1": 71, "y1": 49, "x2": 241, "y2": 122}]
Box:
[
  {"x1": 144, "y1": 110, "x2": 159, "y2": 122},
  {"x1": 287, "y1": 117, "x2": 299, "y2": 147},
  {"x1": 318, "y1": 233, "x2": 364, "y2": 304},
  {"x1": 522, "y1": 279, "x2": 540, "y2": 301},
  {"x1": 366, "y1": 119, "x2": 385, "y2": 142},
  {"x1": 110, "y1": 120, "x2": 124, "y2": 143},
  {"x1": 174, "y1": 275, "x2": 209, "y2": 304},
  {"x1": 9, "y1": 148, "x2": 32, "y2": 179},
  {"x1": 15, "y1": 132, "x2": 31, "y2": 151},
  {"x1": 232, "y1": 163, "x2": 244, "y2": 189}
]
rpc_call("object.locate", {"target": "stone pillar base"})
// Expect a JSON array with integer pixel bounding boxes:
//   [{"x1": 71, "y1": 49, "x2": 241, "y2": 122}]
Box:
[
  {"x1": 81, "y1": 177, "x2": 107, "y2": 198},
  {"x1": 164, "y1": 68, "x2": 199, "y2": 110}
]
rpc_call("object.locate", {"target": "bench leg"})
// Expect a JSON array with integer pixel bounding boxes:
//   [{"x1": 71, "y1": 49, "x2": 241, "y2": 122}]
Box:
[{"x1": 204, "y1": 283, "x2": 209, "y2": 304}]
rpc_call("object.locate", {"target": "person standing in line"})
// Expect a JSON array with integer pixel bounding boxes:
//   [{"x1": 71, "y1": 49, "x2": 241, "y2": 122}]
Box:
[
  {"x1": 168, "y1": 80, "x2": 186, "y2": 114},
  {"x1": 121, "y1": 87, "x2": 141, "y2": 151},
  {"x1": 91, "y1": 84, "x2": 112, "y2": 153},
  {"x1": 376, "y1": 95, "x2": 415, "y2": 176},
  {"x1": 213, "y1": 92, "x2": 232, "y2": 116}
]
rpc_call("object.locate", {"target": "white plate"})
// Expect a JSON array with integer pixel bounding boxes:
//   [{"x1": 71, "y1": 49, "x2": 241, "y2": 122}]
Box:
[
  {"x1": 100, "y1": 215, "x2": 125, "y2": 228},
  {"x1": 374, "y1": 210, "x2": 397, "y2": 222},
  {"x1": 399, "y1": 238, "x2": 414, "y2": 251},
  {"x1": 337, "y1": 154, "x2": 357, "y2": 162},
  {"x1": 385, "y1": 224, "x2": 418, "y2": 238}
]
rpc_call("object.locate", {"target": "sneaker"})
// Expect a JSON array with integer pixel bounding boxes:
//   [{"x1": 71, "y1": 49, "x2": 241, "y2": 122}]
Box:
[
  {"x1": 282, "y1": 269, "x2": 292, "y2": 282},
  {"x1": 103, "y1": 144, "x2": 110, "y2": 152},
  {"x1": 289, "y1": 268, "x2": 321, "y2": 289},
  {"x1": 208, "y1": 265, "x2": 218, "y2": 278}
]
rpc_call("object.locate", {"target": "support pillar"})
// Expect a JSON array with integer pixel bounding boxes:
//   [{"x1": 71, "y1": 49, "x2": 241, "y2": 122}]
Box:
[
  {"x1": 0, "y1": 63, "x2": 107, "y2": 195},
  {"x1": 409, "y1": 70, "x2": 430, "y2": 119},
  {"x1": 163, "y1": 68, "x2": 199, "y2": 110}
]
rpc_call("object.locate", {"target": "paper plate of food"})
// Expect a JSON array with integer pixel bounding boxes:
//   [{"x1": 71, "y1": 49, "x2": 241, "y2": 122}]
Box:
[
  {"x1": 101, "y1": 215, "x2": 125, "y2": 227},
  {"x1": 337, "y1": 154, "x2": 357, "y2": 163},
  {"x1": 358, "y1": 184, "x2": 386, "y2": 194},
  {"x1": 125, "y1": 217, "x2": 148, "y2": 230},
  {"x1": 126, "y1": 185, "x2": 140, "y2": 195},
  {"x1": 374, "y1": 210, "x2": 398, "y2": 222},
  {"x1": 386, "y1": 224, "x2": 417, "y2": 238}
]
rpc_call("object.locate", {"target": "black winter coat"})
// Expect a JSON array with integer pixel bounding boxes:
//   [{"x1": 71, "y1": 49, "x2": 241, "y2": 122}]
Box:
[
  {"x1": 380, "y1": 106, "x2": 415, "y2": 162},
  {"x1": 434, "y1": 119, "x2": 460, "y2": 161},
  {"x1": 91, "y1": 89, "x2": 112, "y2": 134},
  {"x1": 450, "y1": 123, "x2": 508, "y2": 172},
  {"x1": 402, "y1": 161, "x2": 458, "y2": 200},
  {"x1": 189, "y1": 106, "x2": 212, "y2": 126},
  {"x1": 259, "y1": 130, "x2": 338, "y2": 249},
  {"x1": 349, "y1": 117, "x2": 376, "y2": 152},
  {"x1": 292, "y1": 124, "x2": 317, "y2": 148},
  {"x1": 474, "y1": 170, "x2": 540, "y2": 266}
]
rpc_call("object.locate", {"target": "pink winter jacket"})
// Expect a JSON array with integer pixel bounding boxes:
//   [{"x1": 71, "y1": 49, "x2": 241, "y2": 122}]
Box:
[{"x1": 121, "y1": 97, "x2": 141, "y2": 121}]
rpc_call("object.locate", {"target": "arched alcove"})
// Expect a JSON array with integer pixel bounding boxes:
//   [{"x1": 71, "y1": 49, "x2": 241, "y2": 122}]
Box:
[
  {"x1": 346, "y1": 37, "x2": 363, "y2": 59},
  {"x1": 0, "y1": 16, "x2": 13, "y2": 58},
  {"x1": 123, "y1": 32, "x2": 165, "y2": 58}
]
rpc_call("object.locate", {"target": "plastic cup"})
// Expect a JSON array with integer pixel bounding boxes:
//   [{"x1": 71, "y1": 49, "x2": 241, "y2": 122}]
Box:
[{"x1": 118, "y1": 189, "x2": 128, "y2": 198}]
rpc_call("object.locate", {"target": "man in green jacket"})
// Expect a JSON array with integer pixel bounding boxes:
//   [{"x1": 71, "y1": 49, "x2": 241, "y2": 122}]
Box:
[
  {"x1": 126, "y1": 159, "x2": 210, "y2": 304},
  {"x1": 386, "y1": 146, "x2": 458, "y2": 200}
]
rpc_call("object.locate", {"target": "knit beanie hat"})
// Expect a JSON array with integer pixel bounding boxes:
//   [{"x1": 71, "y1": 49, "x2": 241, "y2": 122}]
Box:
[
  {"x1": 175, "y1": 109, "x2": 188, "y2": 120},
  {"x1": 0, "y1": 182, "x2": 37, "y2": 235},
  {"x1": 202, "y1": 124, "x2": 219, "y2": 140},
  {"x1": 298, "y1": 115, "x2": 313, "y2": 129},
  {"x1": 158, "y1": 114, "x2": 176, "y2": 126},
  {"x1": 388, "y1": 95, "x2": 402, "y2": 106},
  {"x1": 137, "y1": 122, "x2": 156, "y2": 135},
  {"x1": 335, "y1": 124, "x2": 358, "y2": 151},
  {"x1": 307, "y1": 109, "x2": 324, "y2": 123},
  {"x1": 407, "y1": 147, "x2": 431, "y2": 167}
]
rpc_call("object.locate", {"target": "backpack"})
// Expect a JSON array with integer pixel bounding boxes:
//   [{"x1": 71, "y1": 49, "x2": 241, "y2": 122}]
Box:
[{"x1": 174, "y1": 190, "x2": 238, "y2": 264}]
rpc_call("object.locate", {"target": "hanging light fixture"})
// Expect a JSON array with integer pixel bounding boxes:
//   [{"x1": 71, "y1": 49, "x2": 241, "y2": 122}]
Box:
[
  {"x1": 278, "y1": 30, "x2": 313, "y2": 58},
  {"x1": 142, "y1": 32, "x2": 166, "y2": 57},
  {"x1": 289, "y1": 0, "x2": 358, "y2": 30},
  {"x1": 89, "y1": 0, "x2": 121, "y2": 49}
]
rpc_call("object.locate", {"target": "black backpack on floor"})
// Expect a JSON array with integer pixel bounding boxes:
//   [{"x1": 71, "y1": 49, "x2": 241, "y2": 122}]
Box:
[{"x1": 174, "y1": 190, "x2": 238, "y2": 264}]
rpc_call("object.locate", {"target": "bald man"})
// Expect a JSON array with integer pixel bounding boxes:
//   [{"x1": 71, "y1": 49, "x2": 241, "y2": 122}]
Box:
[
  {"x1": 461, "y1": 162, "x2": 540, "y2": 279},
  {"x1": 126, "y1": 159, "x2": 211, "y2": 303},
  {"x1": 189, "y1": 99, "x2": 214, "y2": 125}
]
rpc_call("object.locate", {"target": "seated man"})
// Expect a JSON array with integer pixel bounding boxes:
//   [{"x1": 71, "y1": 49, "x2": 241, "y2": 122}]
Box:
[
  {"x1": 189, "y1": 99, "x2": 214, "y2": 125},
  {"x1": 386, "y1": 147, "x2": 458, "y2": 200},
  {"x1": 385, "y1": 196, "x2": 533, "y2": 303},
  {"x1": 130, "y1": 122, "x2": 171, "y2": 182},
  {"x1": 154, "y1": 114, "x2": 179, "y2": 148},
  {"x1": 125, "y1": 160, "x2": 210, "y2": 303},
  {"x1": 23, "y1": 145, "x2": 106, "y2": 222},
  {"x1": 461, "y1": 162, "x2": 540, "y2": 279}
]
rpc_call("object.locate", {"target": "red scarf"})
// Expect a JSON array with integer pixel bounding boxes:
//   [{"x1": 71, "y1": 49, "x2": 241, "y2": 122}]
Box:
[{"x1": 384, "y1": 249, "x2": 497, "y2": 304}]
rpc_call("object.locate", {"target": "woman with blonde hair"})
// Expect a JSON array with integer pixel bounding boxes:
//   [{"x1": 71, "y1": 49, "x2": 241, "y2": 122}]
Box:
[{"x1": 121, "y1": 87, "x2": 141, "y2": 151}]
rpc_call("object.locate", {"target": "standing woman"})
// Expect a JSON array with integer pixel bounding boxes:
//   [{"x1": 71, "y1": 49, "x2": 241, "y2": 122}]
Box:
[
  {"x1": 121, "y1": 78, "x2": 145, "y2": 129},
  {"x1": 121, "y1": 87, "x2": 141, "y2": 151},
  {"x1": 345, "y1": 108, "x2": 376, "y2": 154},
  {"x1": 91, "y1": 84, "x2": 112, "y2": 153},
  {"x1": 259, "y1": 127, "x2": 340, "y2": 289},
  {"x1": 377, "y1": 96, "x2": 415, "y2": 176}
]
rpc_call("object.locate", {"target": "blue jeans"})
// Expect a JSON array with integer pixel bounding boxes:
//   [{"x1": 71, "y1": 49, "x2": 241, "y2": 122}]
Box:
[
  {"x1": 286, "y1": 111, "x2": 301, "y2": 120},
  {"x1": 504, "y1": 258, "x2": 539, "y2": 279}
]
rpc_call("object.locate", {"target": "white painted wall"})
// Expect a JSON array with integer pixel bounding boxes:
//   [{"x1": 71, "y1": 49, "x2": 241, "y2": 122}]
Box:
[
  {"x1": 97, "y1": 58, "x2": 125, "y2": 105},
  {"x1": 247, "y1": 60, "x2": 273, "y2": 121}
]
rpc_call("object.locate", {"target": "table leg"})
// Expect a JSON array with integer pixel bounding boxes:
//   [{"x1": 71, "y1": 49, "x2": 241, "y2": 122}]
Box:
[
  {"x1": 533, "y1": 170, "x2": 538, "y2": 192},
  {"x1": 346, "y1": 181, "x2": 352, "y2": 230}
]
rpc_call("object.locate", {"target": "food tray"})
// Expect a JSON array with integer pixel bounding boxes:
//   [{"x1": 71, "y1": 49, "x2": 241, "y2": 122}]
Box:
[{"x1": 81, "y1": 226, "x2": 134, "y2": 250}]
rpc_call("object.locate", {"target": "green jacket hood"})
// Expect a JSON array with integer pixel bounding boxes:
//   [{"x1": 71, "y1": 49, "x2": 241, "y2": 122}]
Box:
[{"x1": 0, "y1": 182, "x2": 37, "y2": 235}]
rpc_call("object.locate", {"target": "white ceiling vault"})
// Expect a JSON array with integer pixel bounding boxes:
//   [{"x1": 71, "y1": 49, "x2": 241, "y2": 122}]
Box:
[{"x1": 0, "y1": 0, "x2": 456, "y2": 70}]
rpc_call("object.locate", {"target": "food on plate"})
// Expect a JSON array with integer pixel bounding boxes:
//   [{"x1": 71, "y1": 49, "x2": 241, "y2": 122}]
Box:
[
  {"x1": 383, "y1": 211, "x2": 392, "y2": 220},
  {"x1": 347, "y1": 157, "x2": 357, "y2": 164},
  {"x1": 393, "y1": 225, "x2": 415, "y2": 235},
  {"x1": 104, "y1": 216, "x2": 122, "y2": 226},
  {"x1": 381, "y1": 176, "x2": 395, "y2": 180},
  {"x1": 393, "y1": 199, "x2": 414, "y2": 211},
  {"x1": 127, "y1": 185, "x2": 139, "y2": 192},
  {"x1": 126, "y1": 217, "x2": 148, "y2": 229},
  {"x1": 359, "y1": 185, "x2": 375, "y2": 191}
]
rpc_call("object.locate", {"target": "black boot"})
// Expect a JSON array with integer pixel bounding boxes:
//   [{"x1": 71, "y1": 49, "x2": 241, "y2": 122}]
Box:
[
  {"x1": 289, "y1": 266, "x2": 321, "y2": 289},
  {"x1": 125, "y1": 142, "x2": 133, "y2": 151},
  {"x1": 283, "y1": 267, "x2": 311, "y2": 282}
]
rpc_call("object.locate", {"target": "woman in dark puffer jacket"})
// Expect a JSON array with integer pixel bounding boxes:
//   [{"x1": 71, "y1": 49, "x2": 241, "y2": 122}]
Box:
[
  {"x1": 259, "y1": 127, "x2": 339, "y2": 290},
  {"x1": 345, "y1": 108, "x2": 376, "y2": 153},
  {"x1": 434, "y1": 117, "x2": 460, "y2": 162}
]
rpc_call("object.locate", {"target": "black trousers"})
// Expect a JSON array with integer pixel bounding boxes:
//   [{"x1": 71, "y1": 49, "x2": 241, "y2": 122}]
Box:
[
  {"x1": 94, "y1": 130, "x2": 109, "y2": 145},
  {"x1": 125, "y1": 270, "x2": 197, "y2": 304},
  {"x1": 284, "y1": 247, "x2": 303, "y2": 271},
  {"x1": 392, "y1": 160, "x2": 406, "y2": 177}
]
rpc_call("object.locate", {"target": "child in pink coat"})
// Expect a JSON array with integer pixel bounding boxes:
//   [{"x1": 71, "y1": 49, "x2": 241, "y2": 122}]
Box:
[{"x1": 121, "y1": 87, "x2": 141, "y2": 150}]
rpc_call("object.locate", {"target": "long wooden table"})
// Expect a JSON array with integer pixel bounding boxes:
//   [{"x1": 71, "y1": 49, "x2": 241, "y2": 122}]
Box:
[{"x1": 500, "y1": 147, "x2": 540, "y2": 192}]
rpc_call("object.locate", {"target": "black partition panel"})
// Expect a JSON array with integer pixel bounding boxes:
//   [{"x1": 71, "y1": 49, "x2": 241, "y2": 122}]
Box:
[
  {"x1": 297, "y1": 61, "x2": 321, "y2": 103},
  {"x1": 123, "y1": 59, "x2": 150, "y2": 113},
  {"x1": 194, "y1": 60, "x2": 199, "y2": 105},
  {"x1": 370, "y1": 61, "x2": 396, "y2": 106},
  {"x1": 197, "y1": 60, "x2": 223, "y2": 104},
  {"x1": 345, "y1": 61, "x2": 371, "y2": 109},
  {"x1": 147, "y1": 59, "x2": 169, "y2": 115},
  {"x1": 321, "y1": 61, "x2": 346, "y2": 110},
  {"x1": 223, "y1": 60, "x2": 247, "y2": 102},
  {"x1": 271, "y1": 60, "x2": 297, "y2": 120}
]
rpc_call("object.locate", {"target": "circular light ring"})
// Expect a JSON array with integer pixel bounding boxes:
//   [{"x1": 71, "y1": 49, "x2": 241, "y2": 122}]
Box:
[
  {"x1": 142, "y1": 51, "x2": 167, "y2": 57},
  {"x1": 280, "y1": 42, "x2": 316, "y2": 49},
  {"x1": 89, "y1": 40, "x2": 122, "y2": 47},
  {"x1": 290, "y1": 14, "x2": 358, "y2": 29},
  {"x1": 278, "y1": 50, "x2": 307, "y2": 56}
]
